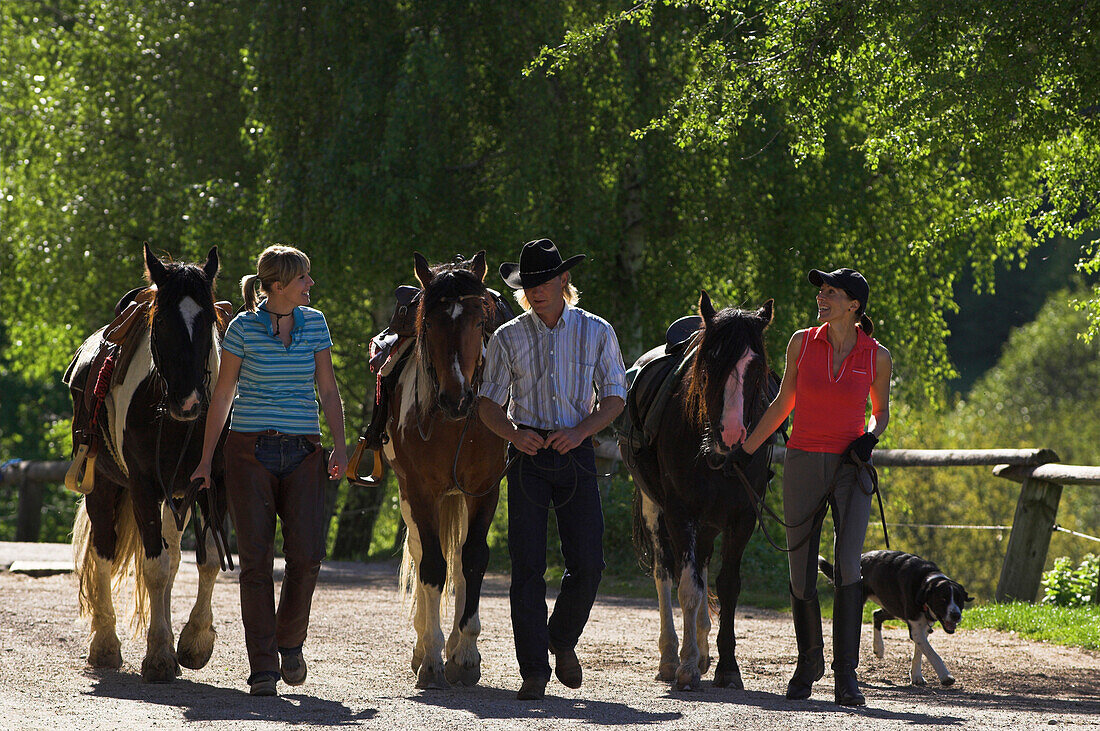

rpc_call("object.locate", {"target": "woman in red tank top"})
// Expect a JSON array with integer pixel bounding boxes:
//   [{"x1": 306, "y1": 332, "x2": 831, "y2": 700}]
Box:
[{"x1": 735, "y1": 268, "x2": 892, "y2": 706}]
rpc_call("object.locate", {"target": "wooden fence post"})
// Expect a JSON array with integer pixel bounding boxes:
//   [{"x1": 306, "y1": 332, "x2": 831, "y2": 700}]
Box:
[
  {"x1": 15, "y1": 463, "x2": 44, "y2": 542},
  {"x1": 995, "y1": 476, "x2": 1063, "y2": 602}
]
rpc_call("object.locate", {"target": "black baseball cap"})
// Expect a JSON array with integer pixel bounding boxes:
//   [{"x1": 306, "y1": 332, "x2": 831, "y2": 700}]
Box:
[{"x1": 808, "y1": 268, "x2": 869, "y2": 313}]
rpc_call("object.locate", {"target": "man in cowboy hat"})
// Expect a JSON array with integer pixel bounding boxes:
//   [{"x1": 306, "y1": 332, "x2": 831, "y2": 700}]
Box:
[{"x1": 478, "y1": 238, "x2": 627, "y2": 701}]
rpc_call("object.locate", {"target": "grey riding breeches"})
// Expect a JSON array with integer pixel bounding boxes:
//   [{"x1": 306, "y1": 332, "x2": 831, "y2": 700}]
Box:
[{"x1": 782, "y1": 447, "x2": 873, "y2": 599}]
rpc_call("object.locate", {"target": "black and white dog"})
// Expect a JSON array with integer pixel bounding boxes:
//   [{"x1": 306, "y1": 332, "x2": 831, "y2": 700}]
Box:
[{"x1": 819, "y1": 550, "x2": 974, "y2": 687}]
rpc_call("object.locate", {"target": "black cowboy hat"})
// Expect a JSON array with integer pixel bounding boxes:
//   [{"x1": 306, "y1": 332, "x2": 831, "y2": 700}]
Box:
[
  {"x1": 808, "y1": 267, "x2": 869, "y2": 313},
  {"x1": 499, "y1": 238, "x2": 586, "y2": 289}
]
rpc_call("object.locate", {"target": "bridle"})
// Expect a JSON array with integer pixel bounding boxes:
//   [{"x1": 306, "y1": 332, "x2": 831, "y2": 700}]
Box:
[
  {"x1": 413, "y1": 289, "x2": 503, "y2": 496},
  {"x1": 148, "y1": 293, "x2": 234, "y2": 571}
]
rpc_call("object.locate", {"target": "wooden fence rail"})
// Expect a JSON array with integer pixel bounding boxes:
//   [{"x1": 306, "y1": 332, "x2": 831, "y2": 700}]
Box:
[{"x1": 5, "y1": 447, "x2": 1098, "y2": 603}]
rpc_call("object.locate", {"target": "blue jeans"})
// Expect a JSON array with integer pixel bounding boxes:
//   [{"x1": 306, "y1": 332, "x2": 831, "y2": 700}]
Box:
[
  {"x1": 507, "y1": 438, "x2": 605, "y2": 680},
  {"x1": 254, "y1": 434, "x2": 316, "y2": 478}
]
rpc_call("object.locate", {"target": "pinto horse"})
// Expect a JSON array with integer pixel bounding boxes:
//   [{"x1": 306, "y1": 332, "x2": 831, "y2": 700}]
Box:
[
  {"x1": 383, "y1": 251, "x2": 508, "y2": 689},
  {"x1": 69, "y1": 244, "x2": 228, "y2": 682},
  {"x1": 626, "y1": 292, "x2": 775, "y2": 691}
]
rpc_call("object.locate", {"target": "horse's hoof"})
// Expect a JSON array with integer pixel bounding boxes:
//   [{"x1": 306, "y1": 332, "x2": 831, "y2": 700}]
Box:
[
  {"x1": 88, "y1": 637, "x2": 123, "y2": 669},
  {"x1": 656, "y1": 663, "x2": 677, "y2": 682},
  {"x1": 713, "y1": 669, "x2": 744, "y2": 689},
  {"x1": 416, "y1": 664, "x2": 448, "y2": 690},
  {"x1": 911, "y1": 676, "x2": 927, "y2": 687},
  {"x1": 445, "y1": 658, "x2": 481, "y2": 687},
  {"x1": 675, "y1": 665, "x2": 702, "y2": 691},
  {"x1": 141, "y1": 652, "x2": 180, "y2": 683},
  {"x1": 176, "y1": 622, "x2": 216, "y2": 670},
  {"x1": 941, "y1": 676, "x2": 955, "y2": 687}
]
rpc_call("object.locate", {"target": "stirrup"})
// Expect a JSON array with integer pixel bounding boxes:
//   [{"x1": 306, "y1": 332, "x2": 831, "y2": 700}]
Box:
[
  {"x1": 65, "y1": 443, "x2": 96, "y2": 495},
  {"x1": 345, "y1": 436, "x2": 385, "y2": 487}
]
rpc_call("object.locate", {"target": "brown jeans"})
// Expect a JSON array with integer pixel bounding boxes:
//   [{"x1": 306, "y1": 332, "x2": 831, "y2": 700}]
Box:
[{"x1": 224, "y1": 430, "x2": 328, "y2": 681}]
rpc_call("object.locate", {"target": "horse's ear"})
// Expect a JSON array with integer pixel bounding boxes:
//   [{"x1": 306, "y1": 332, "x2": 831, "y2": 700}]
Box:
[
  {"x1": 144, "y1": 242, "x2": 168, "y2": 287},
  {"x1": 413, "y1": 252, "x2": 433, "y2": 288},
  {"x1": 470, "y1": 250, "x2": 487, "y2": 282},
  {"x1": 698, "y1": 290, "x2": 716, "y2": 324},
  {"x1": 758, "y1": 298, "x2": 774, "y2": 327},
  {"x1": 203, "y1": 246, "x2": 219, "y2": 283}
]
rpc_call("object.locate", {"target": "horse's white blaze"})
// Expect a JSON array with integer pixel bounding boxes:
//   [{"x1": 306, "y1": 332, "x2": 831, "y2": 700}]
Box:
[
  {"x1": 451, "y1": 355, "x2": 465, "y2": 389},
  {"x1": 179, "y1": 296, "x2": 202, "y2": 340},
  {"x1": 720, "y1": 348, "x2": 755, "y2": 448},
  {"x1": 449, "y1": 301, "x2": 462, "y2": 320}
]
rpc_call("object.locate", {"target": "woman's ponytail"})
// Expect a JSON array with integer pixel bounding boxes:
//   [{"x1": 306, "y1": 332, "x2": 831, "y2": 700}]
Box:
[
  {"x1": 858, "y1": 313, "x2": 874, "y2": 336},
  {"x1": 241, "y1": 274, "x2": 260, "y2": 312}
]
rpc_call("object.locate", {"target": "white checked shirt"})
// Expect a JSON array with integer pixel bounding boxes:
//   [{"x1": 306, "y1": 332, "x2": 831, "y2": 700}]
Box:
[{"x1": 479, "y1": 303, "x2": 628, "y2": 431}]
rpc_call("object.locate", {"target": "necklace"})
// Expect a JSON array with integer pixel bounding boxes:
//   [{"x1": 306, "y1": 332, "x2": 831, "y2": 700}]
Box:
[{"x1": 258, "y1": 304, "x2": 294, "y2": 336}]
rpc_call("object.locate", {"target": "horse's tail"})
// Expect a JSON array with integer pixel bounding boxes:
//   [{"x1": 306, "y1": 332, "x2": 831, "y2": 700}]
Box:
[
  {"x1": 73, "y1": 491, "x2": 149, "y2": 633},
  {"x1": 398, "y1": 494, "x2": 468, "y2": 618},
  {"x1": 632, "y1": 487, "x2": 655, "y2": 574}
]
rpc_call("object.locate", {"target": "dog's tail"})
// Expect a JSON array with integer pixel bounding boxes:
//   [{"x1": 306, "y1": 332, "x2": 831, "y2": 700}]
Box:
[{"x1": 817, "y1": 555, "x2": 835, "y2": 585}]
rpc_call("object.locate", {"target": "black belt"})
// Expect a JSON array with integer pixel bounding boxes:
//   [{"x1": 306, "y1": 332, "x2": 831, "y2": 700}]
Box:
[{"x1": 516, "y1": 425, "x2": 557, "y2": 438}]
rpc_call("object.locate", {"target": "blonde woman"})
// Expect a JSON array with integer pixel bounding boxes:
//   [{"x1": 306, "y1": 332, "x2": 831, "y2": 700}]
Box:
[{"x1": 191, "y1": 245, "x2": 346, "y2": 696}]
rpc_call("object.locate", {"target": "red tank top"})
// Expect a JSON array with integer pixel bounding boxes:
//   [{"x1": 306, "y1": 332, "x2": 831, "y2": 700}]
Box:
[{"x1": 787, "y1": 324, "x2": 879, "y2": 454}]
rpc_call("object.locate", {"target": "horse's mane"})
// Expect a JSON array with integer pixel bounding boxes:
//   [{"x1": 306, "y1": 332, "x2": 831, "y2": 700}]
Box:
[{"x1": 683, "y1": 307, "x2": 769, "y2": 432}]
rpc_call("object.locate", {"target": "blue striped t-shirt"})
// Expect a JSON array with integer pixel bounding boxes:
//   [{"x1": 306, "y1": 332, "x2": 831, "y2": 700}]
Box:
[{"x1": 221, "y1": 299, "x2": 333, "y2": 434}]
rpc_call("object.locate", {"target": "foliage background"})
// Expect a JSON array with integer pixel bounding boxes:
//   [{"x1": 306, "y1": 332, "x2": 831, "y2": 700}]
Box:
[{"x1": 2, "y1": 1, "x2": 1098, "y2": 603}]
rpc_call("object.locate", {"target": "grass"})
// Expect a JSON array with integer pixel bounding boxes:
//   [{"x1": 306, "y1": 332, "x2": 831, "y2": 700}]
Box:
[
  {"x1": 841, "y1": 599, "x2": 1100, "y2": 651},
  {"x1": 960, "y1": 602, "x2": 1100, "y2": 650}
]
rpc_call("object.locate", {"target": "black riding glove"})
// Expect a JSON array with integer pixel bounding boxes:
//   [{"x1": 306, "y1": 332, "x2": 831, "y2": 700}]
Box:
[
  {"x1": 723, "y1": 446, "x2": 754, "y2": 477},
  {"x1": 846, "y1": 432, "x2": 878, "y2": 464}
]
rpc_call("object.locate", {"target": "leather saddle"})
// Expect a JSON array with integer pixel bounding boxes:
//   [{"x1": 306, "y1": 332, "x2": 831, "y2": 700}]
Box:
[{"x1": 616, "y1": 316, "x2": 702, "y2": 454}]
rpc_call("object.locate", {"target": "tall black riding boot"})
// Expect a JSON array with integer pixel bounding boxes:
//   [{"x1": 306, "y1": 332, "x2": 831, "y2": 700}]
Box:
[
  {"x1": 786, "y1": 589, "x2": 825, "y2": 700},
  {"x1": 831, "y1": 582, "x2": 866, "y2": 706}
]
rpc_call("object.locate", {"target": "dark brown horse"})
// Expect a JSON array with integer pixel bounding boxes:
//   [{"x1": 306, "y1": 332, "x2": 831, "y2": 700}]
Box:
[
  {"x1": 69, "y1": 244, "x2": 229, "y2": 682},
  {"x1": 626, "y1": 292, "x2": 776, "y2": 690},
  {"x1": 383, "y1": 251, "x2": 508, "y2": 689}
]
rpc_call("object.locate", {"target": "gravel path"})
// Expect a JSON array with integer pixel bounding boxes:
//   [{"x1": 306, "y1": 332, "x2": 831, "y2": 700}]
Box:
[{"x1": 1, "y1": 541, "x2": 1098, "y2": 730}]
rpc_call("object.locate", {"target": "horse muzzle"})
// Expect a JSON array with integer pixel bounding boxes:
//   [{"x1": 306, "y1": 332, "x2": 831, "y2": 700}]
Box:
[
  {"x1": 168, "y1": 391, "x2": 204, "y2": 421},
  {"x1": 438, "y1": 389, "x2": 476, "y2": 421}
]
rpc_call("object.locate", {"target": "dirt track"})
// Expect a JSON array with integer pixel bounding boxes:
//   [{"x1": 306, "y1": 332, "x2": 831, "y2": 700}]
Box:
[{"x1": 1, "y1": 540, "x2": 1098, "y2": 730}]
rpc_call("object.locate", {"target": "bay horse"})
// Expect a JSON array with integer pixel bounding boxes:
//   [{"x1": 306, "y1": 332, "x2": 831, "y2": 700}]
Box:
[
  {"x1": 383, "y1": 251, "x2": 508, "y2": 689},
  {"x1": 69, "y1": 244, "x2": 228, "y2": 682},
  {"x1": 626, "y1": 292, "x2": 775, "y2": 690}
]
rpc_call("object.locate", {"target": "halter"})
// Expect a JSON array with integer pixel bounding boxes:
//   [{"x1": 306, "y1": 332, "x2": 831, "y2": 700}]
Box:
[
  {"x1": 410, "y1": 289, "x2": 498, "y2": 493},
  {"x1": 413, "y1": 291, "x2": 491, "y2": 427}
]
